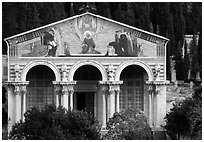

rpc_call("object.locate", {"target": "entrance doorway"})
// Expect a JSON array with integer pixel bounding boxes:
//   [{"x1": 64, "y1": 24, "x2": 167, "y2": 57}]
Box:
[
  {"x1": 73, "y1": 65, "x2": 102, "y2": 117},
  {"x1": 76, "y1": 92, "x2": 94, "y2": 114}
]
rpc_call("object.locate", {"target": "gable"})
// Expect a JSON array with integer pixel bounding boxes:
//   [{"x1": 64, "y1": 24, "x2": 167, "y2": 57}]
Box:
[{"x1": 5, "y1": 12, "x2": 169, "y2": 57}]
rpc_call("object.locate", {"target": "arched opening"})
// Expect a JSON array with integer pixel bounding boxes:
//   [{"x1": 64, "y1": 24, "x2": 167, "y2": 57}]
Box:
[
  {"x1": 119, "y1": 65, "x2": 148, "y2": 111},
  {"x1": 73, "y1": 65, "x2": 102, "y2": 80},
  {"x1": 73, "y1": 65, "x2": 102, "y2": 115},
  {"x1": 26, "y1": 65, "x2": 55, "y2": 110}
]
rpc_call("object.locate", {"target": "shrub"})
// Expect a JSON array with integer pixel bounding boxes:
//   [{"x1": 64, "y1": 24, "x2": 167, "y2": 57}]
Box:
[
  {"x1": 164, "y1": 83, "x2": 202, "y2": 139},
  {"x1": 9, "y1": 104, "x2": 101, "y2": 140},
  {"x1": 103, "y1": 108, "x2": 152, "y2": 140}
]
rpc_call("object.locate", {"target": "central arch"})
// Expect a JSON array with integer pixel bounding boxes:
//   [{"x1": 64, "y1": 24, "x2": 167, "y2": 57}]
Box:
[
  {"x1": 68, "y1": 60, "x2": 108, "y2": 81},
  {"x1": 71, "y1": 63, "x2": 104, "y2": 118}
]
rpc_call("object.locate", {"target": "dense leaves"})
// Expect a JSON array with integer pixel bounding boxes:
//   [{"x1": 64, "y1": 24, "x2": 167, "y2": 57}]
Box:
[
  {"x1": 9, "y1": 104, "x2": 101, "y2": 140},
  {"x1": 104, "y1": 108, "x2": 151, "y2": 140},
  {"x1": 164, "y1": 83, "x2": 202, "y2": 139}
]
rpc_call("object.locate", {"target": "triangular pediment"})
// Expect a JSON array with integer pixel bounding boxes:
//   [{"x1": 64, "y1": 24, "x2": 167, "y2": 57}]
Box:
[{"x1": 5, "y1": 12, "x2": 169, "y2": 57}]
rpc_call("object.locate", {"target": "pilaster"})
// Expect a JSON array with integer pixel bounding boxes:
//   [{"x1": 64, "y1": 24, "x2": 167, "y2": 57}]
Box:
[
  {"x1": 53, "y1": 81, "x2": 62, "y2": 107},
  {"x1": 146, "y1": 80, "x2": 170, "y2": 129}
]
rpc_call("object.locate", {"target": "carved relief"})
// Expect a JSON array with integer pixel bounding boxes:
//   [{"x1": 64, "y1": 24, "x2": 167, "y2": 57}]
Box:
[
  {"x1": 14, "y1": 64, "x2": 21, "y2": 81},
  {"x1": 107, "y1": 64, "x2": 115, "y2": 81}
]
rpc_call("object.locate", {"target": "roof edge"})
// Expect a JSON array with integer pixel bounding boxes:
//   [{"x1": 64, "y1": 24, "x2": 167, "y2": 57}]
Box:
[{"x1": 4, "y1": 12, "x2": 169, "y2": 42}]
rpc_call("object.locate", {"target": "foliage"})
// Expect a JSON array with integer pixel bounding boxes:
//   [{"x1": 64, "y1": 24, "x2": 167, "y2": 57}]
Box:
[
  {"x1": 103, "y1": 108, "x2": 151, "y2": 140},
  {"x1": 9, "y1": 104, "x2": 101, "y2": 140},
  {"x1": 164, "y1": 83, "x2": 202, "y2": 139}
]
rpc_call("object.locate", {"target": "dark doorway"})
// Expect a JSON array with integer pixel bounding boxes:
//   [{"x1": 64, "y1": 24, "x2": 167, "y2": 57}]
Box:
[
  {"x1": 76, "y1": 92, "x2": 94, "y2": 114},
  {"x1": 26, "y1": 65, "x2": 55, "y2": 110}
]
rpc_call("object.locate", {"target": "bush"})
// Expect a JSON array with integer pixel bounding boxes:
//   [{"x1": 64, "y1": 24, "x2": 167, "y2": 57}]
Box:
[
  {"x1": 103, "y1": 108, "x2": 152, "y2": 140},
  {"x1": 9, "y1": 104, "x2": 101, "y2": 140},
  {"x1": 164, "y1": 84, "x2": 202, "y2": 139}
]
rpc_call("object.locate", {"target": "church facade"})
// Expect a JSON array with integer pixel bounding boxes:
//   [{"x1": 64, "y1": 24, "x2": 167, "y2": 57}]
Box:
[{"x1": 4, "y1": 12, "x2": 169, "y2": 131}]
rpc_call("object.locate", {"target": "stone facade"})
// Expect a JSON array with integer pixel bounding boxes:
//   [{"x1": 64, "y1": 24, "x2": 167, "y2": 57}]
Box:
[{"x1": 4, "y1": 12, "x2": 169, "y2": 132}]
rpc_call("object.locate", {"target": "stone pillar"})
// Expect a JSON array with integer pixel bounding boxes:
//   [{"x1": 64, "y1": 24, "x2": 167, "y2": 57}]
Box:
[
  {"x1": 147, "y1": 84, "x2": 154, "y2": 128},
  {"x1": 109, "y1": 90, "x2": 115, "y2": 118},
  {"x1": 20, "y1": 82, "x2": 29, "y2": 121},
  {"x1": 94, "y1": 92, "x2": 97, "y2": 118},
  {"x1": 6, "y1": 84, "x2": 15, "y2": 131},
  {"x1": 102, "y1": 90, "x2": 107, "y2": 129},
  {"x1": 53, "y1": 82, "x2": 62, "y2": 107},
  {"x1": 146, "y1": 80, "x2": 169, "y2": 130},
  {"x1": 107, "y1": 81, "x2": 123, "y2": 119},
  {"x1": 14, "y1": 85, "x2": 22, "y2": 122},
  {"x1": 59, "y1": 81, "x2": 76, "y2": 110},
  {"x1": 115, "y1": 89, "x2": 120, "y2": 112},
  {"x1": 5, "y1": 81, "x2": 29, "y2": 131},
  {"x1": 62, "y1": 85, "x2": 69, "y2": 110},
  {"x1": 69, "y1": 90, "x2": 74, "y2": 110},
  {"x1": 99, "y1": 81, "x2": 108, "y2": 129}
]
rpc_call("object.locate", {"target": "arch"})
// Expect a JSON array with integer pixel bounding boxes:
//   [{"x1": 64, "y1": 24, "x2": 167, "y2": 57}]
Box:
[
  {"x1": 68, "y1": 60, "x2": 108, "y2": 81},
  {"x1": 115, "y1": 60, "x2": 154, "y2": 81},
  {"x1": 21, "y1": 60, "x2": 61, "y2": 81}
]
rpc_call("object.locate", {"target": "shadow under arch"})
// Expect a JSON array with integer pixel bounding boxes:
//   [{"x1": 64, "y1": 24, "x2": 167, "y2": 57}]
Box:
[
  {"x1": 21, "y1": 60, "x2": 61, "y2": 81},
  {"x1": 115, "y1": 60, "x2": 154, "y2": 81},
  {"x1": 68, "y1": 60, "x2": 108, "y2": 81}
]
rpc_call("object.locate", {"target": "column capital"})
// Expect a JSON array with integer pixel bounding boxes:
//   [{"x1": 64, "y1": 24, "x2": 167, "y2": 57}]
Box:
[
  {"x1": 108, "y1": 81, "x2": 123, "y2": 92},
  {"x1": 147, "y1": 84, "x2": 160, "y2": 95},
  {"x1": 5, "y1": 81, "x2": 29, "y2": 94}
]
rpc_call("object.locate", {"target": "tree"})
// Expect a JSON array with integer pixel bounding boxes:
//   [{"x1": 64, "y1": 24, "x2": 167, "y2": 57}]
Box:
[
  {"x1": 183, "y1": 40, "x2": 190, "y2": 81},
  {"x1": 104, "y1": 108, "x2": 151, "y2": 140},
  {"x1": 95, "y1": 2, "x2": 112, "y2": 18},
  {"x1": 164, "y1": 83, "x2": 202, "y2": 140},
  {"x1": 9, "y1": 104, "x2": 101, "y2": 140}
]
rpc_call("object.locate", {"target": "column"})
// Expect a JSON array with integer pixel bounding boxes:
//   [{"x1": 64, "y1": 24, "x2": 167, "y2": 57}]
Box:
[
  {"x1": 94, "y1": 92, "x2": 97, "y2": 118},
  {"x1": 14, "y1": 85, "x2": 22, "y2": 122},
  {"x1": 62, "y1": 85, "x2": 69, "y2": 110},
  {"x1": 7, "y1": 84, "x2": 15, "y2": 131},
  {"x1": 59, "y1": 81, "x2": 76, "y2": 110},
  {"x1": 53, "y1": 82, "x2": 62, "y2": 107},
  {"x1": 115, "y1": 90, "x2": 120, "y2": 112},
  {"x1": 69, "y1": 90, "x2": 74, "y2": 110},
  {"x1": 21, "y1": 83, "x2": 29, "y2": 121},
  {"x1": 109, "y1": 90, "x2": 115, "y2": 118},
  {"x1": 107, "y1": 82, "x2": 123, "y2": 118},
  {"x1": 102, "y1": 91, "x2": 106, "y2": 129},
  {"x1": 148, "y1": 85, "x2": 154, "y2": 128}
]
